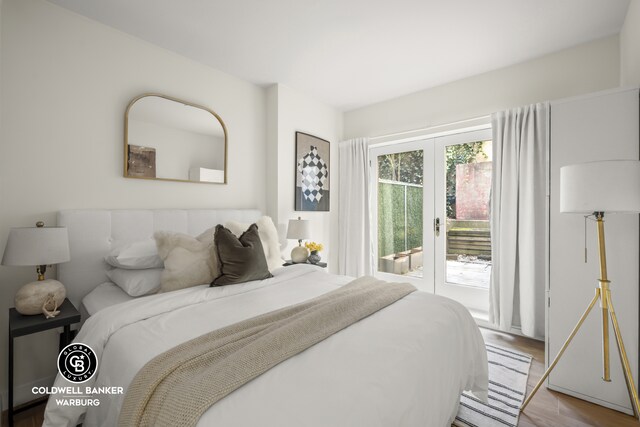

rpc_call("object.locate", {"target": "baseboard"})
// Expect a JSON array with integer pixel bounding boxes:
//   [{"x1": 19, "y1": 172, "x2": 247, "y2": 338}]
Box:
[
  {"x1": 547, "y1": 383, "x2": 634, "y2": 416},
  {"x1": 475, "y1": 318, "x2": 545, "y2": 341},
  {"x1": 0, "y1": 374, "x2": 56, "y2": 413}
]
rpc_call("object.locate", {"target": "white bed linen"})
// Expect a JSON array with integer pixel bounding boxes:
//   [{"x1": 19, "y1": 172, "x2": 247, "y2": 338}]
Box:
[
  {"x1": 81, "y1": 282, "x2": 135, "y2": 317},
  {"x1": 45, "y1": 265, "x2": 488, "y2": 427}
]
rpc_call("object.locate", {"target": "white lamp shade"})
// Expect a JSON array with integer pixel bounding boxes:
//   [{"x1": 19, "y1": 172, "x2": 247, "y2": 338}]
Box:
[
  {"x1": 560, "y1": 160, "x2": 640, "y2": 214},
  {"x1": 286, "y1": 218, "x2": 311, "y2": 240},
  {"x1": 2, "y1": 226, "x2": 70, "y2": 266}
]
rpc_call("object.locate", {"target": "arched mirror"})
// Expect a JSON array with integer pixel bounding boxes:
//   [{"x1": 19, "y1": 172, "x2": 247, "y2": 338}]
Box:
[{"x1": 124, "y1": 94, "x2": 227, "y2": 184}]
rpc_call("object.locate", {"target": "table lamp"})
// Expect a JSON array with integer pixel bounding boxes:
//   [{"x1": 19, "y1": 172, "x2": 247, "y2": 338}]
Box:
[
  {"x1": 522, "y1": 160, "x2": 640, "y2": 417},
  {"x1": 286, "y1": 217, "x2": 311, "y2": 263},
  {"x1": 2, "y1": 221, "x2": 70, "y2": 318}
]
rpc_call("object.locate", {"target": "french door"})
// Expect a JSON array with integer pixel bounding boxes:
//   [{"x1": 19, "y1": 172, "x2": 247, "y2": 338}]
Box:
[
  {"x1": 370, "y1": 140, "x2": 435, "y2": 291},
  {"x1": 370, "y1": 128, "x2": 492, "y2": 315}
]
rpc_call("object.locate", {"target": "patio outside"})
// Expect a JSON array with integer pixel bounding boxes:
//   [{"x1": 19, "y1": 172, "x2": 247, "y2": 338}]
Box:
[{"x1": 377, "y1": 141, "x2": 492, "y2": 289}]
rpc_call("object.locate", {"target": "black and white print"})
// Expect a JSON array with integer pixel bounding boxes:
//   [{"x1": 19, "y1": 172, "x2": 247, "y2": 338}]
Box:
[{"x1": 295, "y1": 132, "x2": 330, "y2": 211}]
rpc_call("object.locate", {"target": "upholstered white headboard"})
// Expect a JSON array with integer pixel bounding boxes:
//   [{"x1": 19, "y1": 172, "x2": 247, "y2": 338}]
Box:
[{"x1": 57, "y1": 209, "x2": 262, "y2": 307}]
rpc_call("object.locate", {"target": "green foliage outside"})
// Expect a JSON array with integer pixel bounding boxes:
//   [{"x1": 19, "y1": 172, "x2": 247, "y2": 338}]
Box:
[
  {"x1": 406, "y1": 185, "x2": 423, "y2": 250},
  {"x1": 376, "y1": 143, "x2": 491, "y2": 259},
  {"x1": 378, "y1": 183, "x2": 423, "y2": 258},
  {"x1": 377, "y1": 150, "x2": 424, "y2": 185},
  {"x1": 377, "y1": 149, "x2": 424, "y2": 258},
  {"x1": 445, "y1": 141, "x2": 488, "y2": 219}
]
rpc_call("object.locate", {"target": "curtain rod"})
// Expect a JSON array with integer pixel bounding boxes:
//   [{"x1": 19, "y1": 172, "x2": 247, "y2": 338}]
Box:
[{"x1": 368, "y1": 114, "x2": 491, "y2": 142}]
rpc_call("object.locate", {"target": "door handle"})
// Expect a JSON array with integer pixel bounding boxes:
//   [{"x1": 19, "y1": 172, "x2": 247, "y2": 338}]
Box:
[{"x1": 434, "y1": 217, "x2": 440, "y2": 237}]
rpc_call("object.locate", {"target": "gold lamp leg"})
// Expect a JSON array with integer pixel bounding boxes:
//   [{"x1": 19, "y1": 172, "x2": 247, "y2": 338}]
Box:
[
  {"x1": 607, "y1": 291, "x2": 640, "y2": 418},
  {"x1": 602, "y1": 300, "x2": 611, "y2": 381},
  {"x1": 522, "y1": 212, "x2": 638, "y2": 418},
  {"x1": 520, "y1": 289, "x2": 601, "y2": 411},
  {"x1": 596, "y1": 213, "x2": 611, "y2": 382}
]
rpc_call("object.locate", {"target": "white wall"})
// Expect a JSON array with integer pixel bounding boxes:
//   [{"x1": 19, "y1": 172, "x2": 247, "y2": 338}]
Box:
[
  {"x1": 621, "y1": 1, "x2": 640, "y2": 86},
  {"x1": 0, "y1": 0, "x2": 267, "y2": 406},
  {"x1": 344, "y1": 35, "x2": 621, "y2": 139},
  {"x1": 266, "y1": 84, "x2": 343, "y2": 273}
]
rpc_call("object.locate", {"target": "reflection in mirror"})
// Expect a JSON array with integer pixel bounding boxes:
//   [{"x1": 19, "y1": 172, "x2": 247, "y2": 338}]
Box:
[{"x1": 125, "y1": 94, "x2": 227, "y2": 183}]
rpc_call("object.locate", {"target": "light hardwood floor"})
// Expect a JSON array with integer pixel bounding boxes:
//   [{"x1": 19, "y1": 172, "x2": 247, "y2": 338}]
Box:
[
  {"x1": 1, "y1": 398, "x2": 45, "y2": 427},
  {"x1": 482, "y1": 328, "x2": 640, "y2": 427},
  {"x1": 3, "y1": 328, "x2": 640, "y2": 426}
]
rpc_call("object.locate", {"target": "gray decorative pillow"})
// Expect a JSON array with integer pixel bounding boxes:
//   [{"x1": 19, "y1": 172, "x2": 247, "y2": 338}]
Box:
[
  {"x1": 225, "y1": 216, "x2": 283, "y2": 272},
  {"x1": 212, "y1": 224, "x2": 273, "y2": 286}
]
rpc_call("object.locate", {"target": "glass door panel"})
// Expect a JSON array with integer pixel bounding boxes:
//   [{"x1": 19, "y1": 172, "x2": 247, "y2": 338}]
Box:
[
  {"x1": 371, "y1": 141, "x2": 434, "y2": 291},
  {"x1": 377, "y1": 150, "x2": 423, "y2": 277},
  {"x1": 444, "y1": 140, "x2": 492, "y2": 288},
  {"x1": 435, "y1": 129, "x2": 492, "y2": 314}
]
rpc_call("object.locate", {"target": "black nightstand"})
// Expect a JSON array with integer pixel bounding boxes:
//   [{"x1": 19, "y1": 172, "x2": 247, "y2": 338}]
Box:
[
  {"x1": 283, "y1": 260, "x2": 327, "y2": 268},
  {"x1": 8, "y1": 298, "x2": 80, "y2": 427}
]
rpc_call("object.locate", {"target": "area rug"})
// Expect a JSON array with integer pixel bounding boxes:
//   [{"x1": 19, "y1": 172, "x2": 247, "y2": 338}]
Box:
[{"x1": 453, "y1": 343, "x2": 533, "y2": 427}]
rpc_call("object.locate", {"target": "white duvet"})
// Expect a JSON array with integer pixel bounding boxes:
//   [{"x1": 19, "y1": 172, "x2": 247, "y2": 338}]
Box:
[{"x1": 44, "y1": 265, "x2": 487, "y2": 427}]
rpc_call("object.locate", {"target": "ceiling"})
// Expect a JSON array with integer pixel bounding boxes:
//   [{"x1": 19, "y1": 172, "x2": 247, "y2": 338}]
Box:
[{"x1": 47, "y1": 0, "x2": 630, "y2": 111}]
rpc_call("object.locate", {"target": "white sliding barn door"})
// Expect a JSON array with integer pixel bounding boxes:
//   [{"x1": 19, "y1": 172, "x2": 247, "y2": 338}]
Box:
[{"x1": 548, "y1": 88, "x2": 639, "y2": 414}]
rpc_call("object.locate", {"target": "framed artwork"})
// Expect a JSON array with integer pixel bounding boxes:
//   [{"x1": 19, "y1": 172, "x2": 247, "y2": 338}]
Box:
[
  {"x1": 127, "y1": 145, "x2": 156, "y2": 178},
  {"x1": 295, "y1": 132, "x2": 330, "y2": 212}
]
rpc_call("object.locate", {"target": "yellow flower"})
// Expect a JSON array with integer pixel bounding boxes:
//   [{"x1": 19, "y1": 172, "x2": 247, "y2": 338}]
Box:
[{"x1": 305, "y1": 241, "x2": 323, "y2": 252}]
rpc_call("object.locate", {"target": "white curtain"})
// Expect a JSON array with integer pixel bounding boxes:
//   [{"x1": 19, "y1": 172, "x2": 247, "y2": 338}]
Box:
[
  {"x1": 338, "y1": 138, "x2": 373, "y2": 277},
  {"x1": 490, "y1": 103, "x2": 548, "y2": 338}
]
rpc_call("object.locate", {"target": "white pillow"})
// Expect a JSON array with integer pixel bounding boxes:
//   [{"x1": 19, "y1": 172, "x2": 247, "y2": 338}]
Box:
[
  {"x1": 105, "y1": 240, "x2": 163, "y2": 269},
  {"x1": 106, "y1": 268, "x2": 162, "y2": 297},
  {"x1": 225, "y1": 216, "x2": 283, "y2": 272},
  {"x1": 154, "y1": 228, "x2": 218, "y2": 293}
]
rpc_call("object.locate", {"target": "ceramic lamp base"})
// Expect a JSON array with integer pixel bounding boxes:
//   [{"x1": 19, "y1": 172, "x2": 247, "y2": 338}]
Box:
[
  {"x1": 291, "y1": 245, "x2": 309, "y2": 263},
  {"x1": 15, "y1": 279, "x2": 66, "y2": 318}
]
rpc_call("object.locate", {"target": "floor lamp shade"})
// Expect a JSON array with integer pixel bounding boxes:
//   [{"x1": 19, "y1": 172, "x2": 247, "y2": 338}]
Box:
[{"x1": 560, "y1": 160, "x2": 640, "y2": 214}]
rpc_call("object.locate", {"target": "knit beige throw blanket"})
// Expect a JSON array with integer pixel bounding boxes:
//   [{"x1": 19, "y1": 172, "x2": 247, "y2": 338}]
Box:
[{"x1": 118, "y1": 276, "x2": 416, "y2": 427}]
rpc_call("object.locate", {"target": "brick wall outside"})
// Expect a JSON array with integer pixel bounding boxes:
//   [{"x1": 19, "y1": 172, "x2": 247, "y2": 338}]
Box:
[{"x1": 455, "y1": 161, "x2": 492, "y2": 220}]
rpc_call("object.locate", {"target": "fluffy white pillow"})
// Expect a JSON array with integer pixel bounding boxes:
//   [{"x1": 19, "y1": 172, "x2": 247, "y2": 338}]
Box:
[
  {"x1": 106, "y1": 268, "x2": 162, "y2": 297},
  {"x1": 154, "y1": 228, "x2": 218, "y2": 293},
  {"x1": 225, "y1": 216, "x2": 283, "y2": 272},
  {"x1": 105, "y1": 240, "x2": 163, "y2": 270}
]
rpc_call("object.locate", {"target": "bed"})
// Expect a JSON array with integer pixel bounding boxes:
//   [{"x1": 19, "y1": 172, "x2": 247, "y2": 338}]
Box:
[{"x1": 44, "y1": 209, "x2": 488, "y2": 427}]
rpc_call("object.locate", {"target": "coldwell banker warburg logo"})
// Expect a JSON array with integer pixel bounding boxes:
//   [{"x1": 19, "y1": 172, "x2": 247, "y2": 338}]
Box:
[
  {"x1": 57, "y1": 343, "x2": 98, "y2": 383},
  {"x1": 32, "y1": 343, "x2": 123, "y2": 406}
]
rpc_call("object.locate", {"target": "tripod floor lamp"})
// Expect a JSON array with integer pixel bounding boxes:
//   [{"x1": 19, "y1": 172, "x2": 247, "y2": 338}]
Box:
[{"x1": 521, "y1": 159, "x2": 640, "y2": 416}]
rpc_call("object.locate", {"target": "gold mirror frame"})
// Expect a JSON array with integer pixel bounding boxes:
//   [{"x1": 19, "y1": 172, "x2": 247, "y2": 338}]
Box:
[{"x1": 124, "y1": 93, "x2": 228, "y2": 184}]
